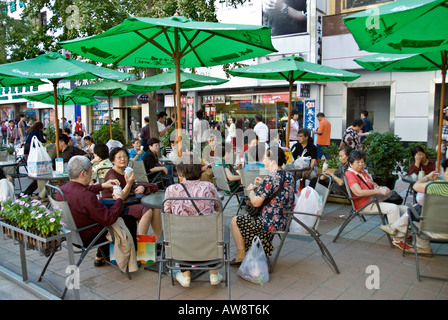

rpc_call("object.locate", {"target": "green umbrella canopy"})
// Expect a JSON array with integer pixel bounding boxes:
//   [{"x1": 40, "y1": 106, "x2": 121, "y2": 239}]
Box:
[
  {"x1": 354, "y1": 52, "x2": 446, "y2": 72},
  {"x1": 59, "y1": 16, "x2": 277, "y2": 68},
  {"x1": 355, "y1": 50, "x2": 448, "y2": 166},
  {"x1": 59, "y1": 15, "x2": 277, "y2": 155},
  {"x1": 343, "y1": 0, "x2": 448, "y2": 54},
  {"x1": 229, "y1": 55, "x2": 361, "y2": 147},
  {"x1": 0, "y1": 52, "x2": 134, "y2": 81},
  {"x1": 0, "y1": 75, "x2": 46, "y2": 87},
  {"x1": 131, "y1": 69, "x2": 229, "y2": 92},
  {"x1": 71, "y1": 79, "x2": 147, "y2": 139},
  {"x1": 0, "y1": 52, "x2": 134, "y2": 157},
  {"x1": 228, "y1": 56, "x2": 361, "y2": 82},
  {"x1": 22, "y1": 88, "x2": 99, "y2": 106}
]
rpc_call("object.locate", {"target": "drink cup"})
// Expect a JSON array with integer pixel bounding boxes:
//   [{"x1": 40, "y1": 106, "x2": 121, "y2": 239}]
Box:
[{"x1": 125, "y1": 167, "x2": 133, "y2": 178}]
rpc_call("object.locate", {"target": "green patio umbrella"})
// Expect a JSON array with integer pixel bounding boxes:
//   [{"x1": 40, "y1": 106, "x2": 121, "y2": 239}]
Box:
[
  {"x1": 0, "y1": 52, "x2": 134, "y2": 157},
  {"x1": 71, "y1": 79, "x2": 147, "y2": 139},
  {"x1": 60, "y1": 15, "x2": 277, "y2": 154},
  {"x1": 343, "y1": 0, "x2": 448, "y2": 54},
  {"x1": 21, "y1": 88, "x2": 99, "y2": 120},
  {"x1": 229, "y1": 55, "x2": 361, "y2": 147},
  {"x1": 355, "y1": 51, "x2": 448, "y2": 166},
  {"x1": 131, "y1": 69, "x2": 228, "y2": 110},
  {"x1": 0, "y1": 75, "x2": 46, "y2": 87}
]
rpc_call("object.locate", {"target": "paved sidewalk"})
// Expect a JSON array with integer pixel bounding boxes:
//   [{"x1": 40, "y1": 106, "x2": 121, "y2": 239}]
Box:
[{"x1": 1, "y1": 176, "x2": 447, "y2": 300}]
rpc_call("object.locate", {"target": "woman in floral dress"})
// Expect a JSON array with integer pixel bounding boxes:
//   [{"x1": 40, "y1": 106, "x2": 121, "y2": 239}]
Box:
[{"x1": 230, "y1": 146, "x2": 295, "y2": 265}]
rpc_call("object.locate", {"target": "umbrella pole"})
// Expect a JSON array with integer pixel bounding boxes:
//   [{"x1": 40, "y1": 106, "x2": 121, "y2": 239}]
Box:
[
  {"x1": 437, "y1": 52, "x2": 447, "y2": 169},
  {"x1": 286, "y1": 80, "x2": 293, "y2": 149},
  {"x1": 108, "y1": 95, "x2": 113, "y2": 140},
  {"x1": 52, "y1": 79, "x2": 61, "y2": 158},
  {"x1": 174, "y1": 29, "x2": 183, "y2": 157}
]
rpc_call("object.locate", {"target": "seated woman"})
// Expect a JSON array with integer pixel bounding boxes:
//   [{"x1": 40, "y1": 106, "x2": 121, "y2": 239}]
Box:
[
  {"x1": 243, "y1": 137, "x2": 266, "y2": 171},
  {"x1": 408, "y1": 145, "x2": 436, "y2": 175},
  {"x1": 215, "y1": 143, "x2": 241, "y2": 193},
  {"x1": 102, "y1": 147, "x2": 161, "y2": 237},
  {"x1": 83, "y1": 136, "x2": 95, "y2": 158},
  {"x1": 129, "y1": 139, "x2": 145, "y2": 162},
  {"x1": 345, "y1": 149, "x2": 409, "y2": 251},
  {"x1": 142, "y1": 138, "x2": 174, "y2": 187},
  {"x1": 24, "y1": 121, "x2": 46, "y2": 155},
  {"x1": 200, "y1": 134, "x2": 219, "y2": 185},
  {"x1": 313, "y1": 146, "x2": 353, "y2": 194},
  {"x1": 163, "y1": 154, "x2": 223, "y2": 287},
  {"x1": 230, "y1": 146, "x2": 295, "y2": 265},
  {"x1": 379, "y1": 158, "x2": 448, "y2": 255},
  {"x1": 91, "y1": 143, "x2": 113, "y2": 183}
]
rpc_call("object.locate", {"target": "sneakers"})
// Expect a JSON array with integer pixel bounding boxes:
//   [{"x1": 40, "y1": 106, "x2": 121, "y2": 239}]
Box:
[
  {"x1": 392, "y1": 239, "x2": 414, "y2": 252},
  {"x1": 210, "y1": 273, "x2": 223, "y2": 286},
  {"x1": 379, "y1": 224, "x2": 397, "y2": 236},
  {"x1": 175, "y1": 272, "x2": 191, "y2": 288}
]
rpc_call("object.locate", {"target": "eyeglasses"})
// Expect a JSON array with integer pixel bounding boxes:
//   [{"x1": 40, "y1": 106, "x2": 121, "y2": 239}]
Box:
[{"x1": 116, "y1": 156, "x2": 128, "y2": 160}]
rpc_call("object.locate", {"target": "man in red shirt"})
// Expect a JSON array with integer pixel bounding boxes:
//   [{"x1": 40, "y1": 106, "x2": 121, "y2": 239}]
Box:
[
  {"x1": 312, "y1": 112, "x2": 331, "y2": 160},
  {"x1": 57, "y1": 156, "x2": 137, "y2": 266}
]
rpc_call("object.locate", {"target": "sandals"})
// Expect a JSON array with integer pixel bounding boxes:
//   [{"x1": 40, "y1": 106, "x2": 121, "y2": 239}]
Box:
[{"x1": 230, "y1": 258, "x2": 243, "y2": 267}]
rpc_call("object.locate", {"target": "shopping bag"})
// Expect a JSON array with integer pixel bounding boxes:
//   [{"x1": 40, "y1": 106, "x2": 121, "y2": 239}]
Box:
[
  {"x1": 27, "y1": 136, "x2": 53, "y2": 177},
  {"x1": 136, "y1": 234, "x2": 156, "y2": 265},
  {"x1": 290, "y1": 187, "x2": 323, "y2": 234},
  {"x1": 237, "y1": 236, "x2": 269, "y2": 285},
  {"x1": 293, "y1": 150, "x2": 311, "y2": 169},
  {"x1": 110, "y1": 234, "x2": 156, "y2": 265},
  {"x1": 0, "y1": 179, "x2": 15, "y2": 201}
]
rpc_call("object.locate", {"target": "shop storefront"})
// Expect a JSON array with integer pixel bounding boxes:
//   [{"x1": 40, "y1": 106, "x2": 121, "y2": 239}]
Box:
[{"x1": 199, "y1": 89, "x2": 303, "y2": 143}]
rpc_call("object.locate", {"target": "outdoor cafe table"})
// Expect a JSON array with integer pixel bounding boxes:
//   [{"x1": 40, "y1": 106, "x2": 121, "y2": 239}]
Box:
[
  {"x1": 0, "y1": 160, "x2": 20, "y2": 169},
  {"x1": 27, "y1": 172, "x2": 70, "y2": 183},
  {"x1": 284, "y1": 164, "x2": 311, "y2": 183}
]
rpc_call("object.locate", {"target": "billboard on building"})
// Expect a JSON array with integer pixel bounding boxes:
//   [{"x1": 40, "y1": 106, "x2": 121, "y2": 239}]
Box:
[{"x1": 262, "y1": 0, "x2": 308, "y2": 36}]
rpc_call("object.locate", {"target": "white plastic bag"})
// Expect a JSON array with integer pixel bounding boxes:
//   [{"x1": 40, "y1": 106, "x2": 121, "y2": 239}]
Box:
[
  {"x1": 0, "y1": 179, "x2": 15, "y2": 202},
  {"x1": 290, "y1": 187, "x2": 323, "y2": 234},
  {"x1": 237, "y1": 236, "x2": 269, "y2": 285},
  {"x1": 27, "y1": 136, "x2": 53, "y2": 177},
  {"x1": 293, "y1": 150, "x2": 311, "y2": 169}
]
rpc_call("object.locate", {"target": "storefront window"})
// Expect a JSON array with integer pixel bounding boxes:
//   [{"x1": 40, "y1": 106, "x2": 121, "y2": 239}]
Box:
[{"x1": 342, "y1": 0, "x2": 393, "y2": 11}]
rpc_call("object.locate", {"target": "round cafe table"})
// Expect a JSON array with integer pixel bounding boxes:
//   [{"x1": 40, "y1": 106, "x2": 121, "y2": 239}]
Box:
[{"x1": 402, "y1": 174, "x2": 418, "y2": 204}]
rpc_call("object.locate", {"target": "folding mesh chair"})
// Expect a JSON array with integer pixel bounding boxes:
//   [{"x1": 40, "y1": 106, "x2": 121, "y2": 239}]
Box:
[
  {"x1": 332, "y1": 175, "x2": 393, "y2": 247},
  {"x1": 40, "y1": 184, "x2": 130, "y2": 299},
  {"x1": 269, "y1": 174, "x2": 340, "y2": 274},
  {"x1": 157, "y1": 197, "x2": 230, "y2": 299},
  {"x1": 212, "y1": 163, "x2": 244, "y2": 212},
  {"x1": 404, "y1": 181, "x2": 448, "y2": 281}
]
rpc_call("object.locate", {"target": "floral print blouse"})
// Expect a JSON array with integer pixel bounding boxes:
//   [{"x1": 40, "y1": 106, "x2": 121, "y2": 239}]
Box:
[
  {"x1": 164, "y1": 180, "x2": 220, "y2": 216},
  {"x1": 256, "y1": 169, "x2": 295, "y2": 232}
]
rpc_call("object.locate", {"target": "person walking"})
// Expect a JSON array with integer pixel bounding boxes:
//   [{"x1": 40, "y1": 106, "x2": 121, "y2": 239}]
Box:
[
  {"x1": 254, "y1": 114, "x2": 269, "y2": 147},
  {"x1": 193, "y1": 110, "x2": 210, "y2": 154},
  {"x1": 312, "y1": 112, "x2": 331, "y2": 160},
  {"x1": 360, "y1": 111, "x2": 373, "y2": 142},
  {"x1": 289, "y1": 110, "x2": 300, "y2": 148}
]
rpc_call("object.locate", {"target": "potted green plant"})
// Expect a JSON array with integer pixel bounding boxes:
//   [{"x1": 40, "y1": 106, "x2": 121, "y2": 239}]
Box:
[
  {"x1": 316, "y1": 142, "x2": 340, "y2": 174},
  {"x1": 361, "y1": 131, "x2": 407, "y2": 189},
  {"x1": 91, "y1": 123, "x2": 126, "y2": 145}
]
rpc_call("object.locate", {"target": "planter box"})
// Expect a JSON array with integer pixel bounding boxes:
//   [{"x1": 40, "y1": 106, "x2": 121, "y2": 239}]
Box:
[{"x1": 1, "y1": 219, "x2": 61, "y2": 257}]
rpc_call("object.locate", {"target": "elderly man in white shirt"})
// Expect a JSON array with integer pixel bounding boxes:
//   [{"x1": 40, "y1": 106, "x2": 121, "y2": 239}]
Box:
[{"x1": 254, "y1": 114, "x2": 269, "y2": 146}]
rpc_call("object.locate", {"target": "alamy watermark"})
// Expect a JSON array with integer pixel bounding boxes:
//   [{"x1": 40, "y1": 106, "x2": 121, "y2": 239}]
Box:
[{"x1": 365, "y1": 265, "x2": 380, "y2": 290}]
